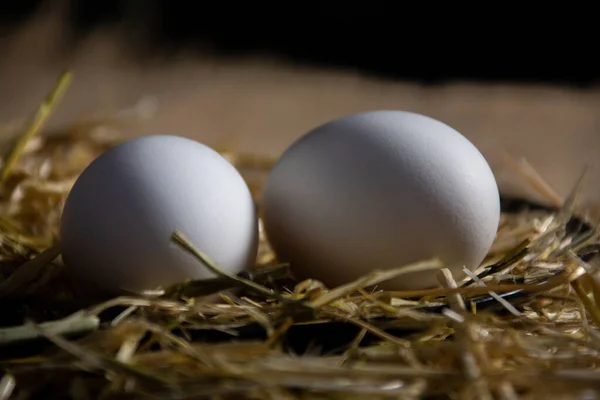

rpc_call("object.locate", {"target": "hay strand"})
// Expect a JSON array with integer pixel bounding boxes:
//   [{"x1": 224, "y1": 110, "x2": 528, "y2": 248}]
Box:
[{"x1": 1, "y1": 70, "x2": 72, "y2": 182}]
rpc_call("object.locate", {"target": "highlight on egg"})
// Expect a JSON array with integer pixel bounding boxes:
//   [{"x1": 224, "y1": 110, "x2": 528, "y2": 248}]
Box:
[
  {"x1": 60, "y1": 134, "x2": 259, "y2": 295},
  {"x1": 261, "y1": 110, "x2": 501, "y2": 290}
]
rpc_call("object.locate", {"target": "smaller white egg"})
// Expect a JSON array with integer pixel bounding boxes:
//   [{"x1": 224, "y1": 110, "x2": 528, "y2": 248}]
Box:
[
  {"x1": 262, "y1": 110, "x2": 500, "y2": 290},
  {"x1": 60, "y1": 134, "x2": 258, "y2": 295}
]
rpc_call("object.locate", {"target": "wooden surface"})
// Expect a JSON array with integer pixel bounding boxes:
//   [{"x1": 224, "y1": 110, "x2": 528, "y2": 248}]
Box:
[{"x1": 1, "y1": 11, "x2": 599, "y2": 212}]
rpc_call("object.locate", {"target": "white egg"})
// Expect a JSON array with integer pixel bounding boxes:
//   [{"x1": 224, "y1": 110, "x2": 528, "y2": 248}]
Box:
[
  {"x1": 262, "y1": 110, "x2": 500, "y2": 290},
  {"x1": 61, "y1": 134, "x2": 258, "y2": 294}
]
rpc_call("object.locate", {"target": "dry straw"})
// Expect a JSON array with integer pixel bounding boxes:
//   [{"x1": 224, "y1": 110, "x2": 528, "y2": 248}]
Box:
[{"x1": 0, "y1": 72, "x2": 600, "y2": 400}]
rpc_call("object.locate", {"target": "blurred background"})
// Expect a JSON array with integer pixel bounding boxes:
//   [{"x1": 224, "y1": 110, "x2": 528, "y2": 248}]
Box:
[{"x1": 0, "y1": 1, "x2": 598, "y2": 211}]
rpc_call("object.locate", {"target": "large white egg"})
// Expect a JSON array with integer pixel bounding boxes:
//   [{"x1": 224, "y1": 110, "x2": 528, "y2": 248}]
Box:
[
  {"x1": 262, "y1": 110, "x2": 500, "y2": 290},
  {"x1": 61, "y1": 134, "x2": 258, "y2": 294}
]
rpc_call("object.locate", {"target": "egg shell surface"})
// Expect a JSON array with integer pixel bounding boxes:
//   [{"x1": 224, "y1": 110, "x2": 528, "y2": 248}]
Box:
[
  {"x1": 262, "y1": 110, "x2": 500, "y2": 290},
  {"x1": 60, "y1": 134, "x2": 258, "y2": 294}
]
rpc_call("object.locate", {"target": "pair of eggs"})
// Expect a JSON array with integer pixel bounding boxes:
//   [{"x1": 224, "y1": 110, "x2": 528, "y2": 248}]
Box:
[{"x1": 61, "y1": 110, "x2": 500, "y2": 295}]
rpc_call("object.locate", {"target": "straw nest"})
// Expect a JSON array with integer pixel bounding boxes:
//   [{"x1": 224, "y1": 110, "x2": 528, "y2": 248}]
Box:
[{"x1": 1, "y1": 72, "x2": 600, "y2": 400}]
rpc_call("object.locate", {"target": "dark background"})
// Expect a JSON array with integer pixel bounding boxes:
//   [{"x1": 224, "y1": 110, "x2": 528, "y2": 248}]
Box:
[{"x1": 0, "y1": 0, "x2": 597, "y2": 87}]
